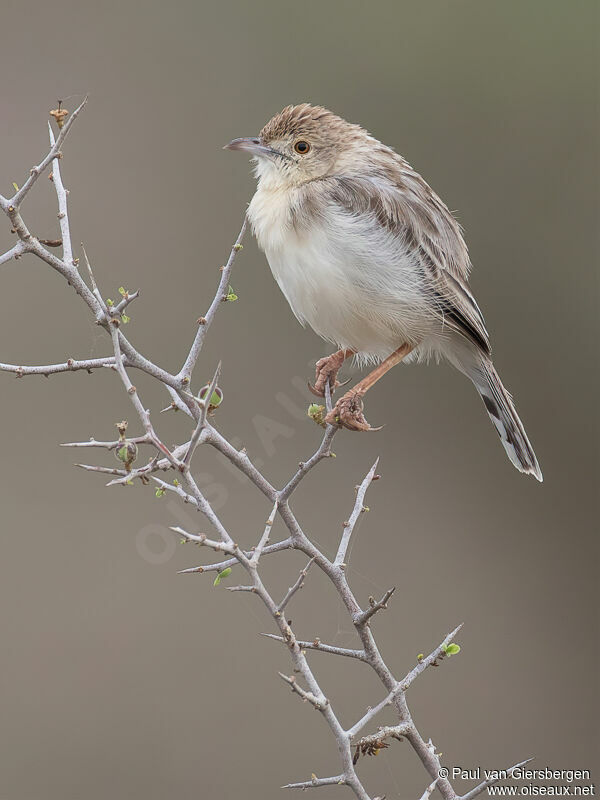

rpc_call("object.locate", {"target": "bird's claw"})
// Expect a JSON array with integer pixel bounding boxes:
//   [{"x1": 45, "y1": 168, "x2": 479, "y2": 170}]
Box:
[
  {"x1": 324, "y1": 392, "x2": 383, "y2": 432},
  {"x1": 308, "y1": 378, "x2": 338, "y2": 397},
  {"x1": 308, "y1": 353, "x2": 347, "y2": 398}
]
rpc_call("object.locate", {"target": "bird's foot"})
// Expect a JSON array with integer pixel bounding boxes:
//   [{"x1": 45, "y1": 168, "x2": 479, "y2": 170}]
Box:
[
  {"x1": 308, "y1": 352, "x2": 349, "y2": 398},
  {"x1": 324, "y1": 392, "x2": 383, "y2": 432}
]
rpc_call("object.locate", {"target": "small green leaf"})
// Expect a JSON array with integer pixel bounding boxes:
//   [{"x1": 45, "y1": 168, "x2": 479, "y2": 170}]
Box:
[
  {"x1": 213, "y1": 567, "x2": 232, "y2": 586},
  {"x1": 12, "y1": 182, "x2": 19, "y2": 192},
  {"x1": 155, "y1": 487, "x2": 166, "y2": 498},
  {"x1": 233, "y1": 243, "x2": 243, "y2": 251},
  {"x1": 116, "y1": 444, "x2": 129, "y2": 462},
  {"x1": 106, "y1": 298, "x2": 114, "y2": 306},
  {"x1": 417, "y1": 653, "x2": 424, "y2": 661},
  {"x1": 443, "y1": 643, "x2": 461, "y2": 656},
  {"x1": 173, "y1": 478, "x2": 180, "y2": 487},
  {"x1": 121, "y1": 314, "x2": 130, "y2": 324},
  {"x1": 118, "y1": 286, "x2": 127, "y2": 296},
  {"x1": 225, "y1": 285, "x2": 238, "y2": 302}
]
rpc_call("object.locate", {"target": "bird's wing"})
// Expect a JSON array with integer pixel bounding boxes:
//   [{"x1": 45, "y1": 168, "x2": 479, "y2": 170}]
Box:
[{"x1": 318, "y1": 174, "x2": 490, "y2": 354}]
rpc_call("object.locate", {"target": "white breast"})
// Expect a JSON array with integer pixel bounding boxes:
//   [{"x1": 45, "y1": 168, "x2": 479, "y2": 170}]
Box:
[{"x1": 247, "y1": 184, "x2": 434, "y2": 362}]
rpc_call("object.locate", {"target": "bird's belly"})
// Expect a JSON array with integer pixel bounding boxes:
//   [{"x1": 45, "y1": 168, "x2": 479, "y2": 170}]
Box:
[{"x1": 263, "y1": 226, "x2": 429, "y2": 361}]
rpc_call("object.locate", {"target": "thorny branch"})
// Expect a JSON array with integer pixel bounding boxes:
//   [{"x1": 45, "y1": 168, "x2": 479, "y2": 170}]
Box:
[{"x1": 0, "y1": 102, "x2": 532, "y2": 800}]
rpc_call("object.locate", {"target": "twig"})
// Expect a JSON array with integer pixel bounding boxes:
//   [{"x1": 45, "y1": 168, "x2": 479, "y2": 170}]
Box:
[
  {"x1": 278, "y1": 673, "x2": 328, "y2": 711},
  {"x1": 102, "y1": 442, "x2": 190, "y2": 486},
  {"x1": 112, "y1": 289, "x2": 140, "y2": 316},
  {"x1": 282, "y1": 775, "x2": 346, "y2": 790},
  {"x1": 169, "y1": 526, "x2": 233, "y2": 552},
  {"x1": 352, "y1": 724, "x2": 409, "y2": 746},
  {"x1": 261, "y1": 634, "x2": 366, "y2": 662},
  {"x1": 1, "y1": 357, "x2": 116, "y2": 377},
  {"x1": 346, "y1": 686, "x2": 400, "y2": 738},
  {"x1": 81, "y1": 243, "x2": 108, "y2": 317},
  {"x1": 152, "y1": 477, "x2": 234, "y2": 546},
  {"x1": 252, "y1": 501, "x2": 278, "y2": 564},
  {"x1": 278, "y1": 557, "x2": 315, "y2": 611},
  {"x1": 279, "y1": 425, "x2": 337, "y2": 502},
  {"x1": 1, "y1": 96, "x2": 88, "y2": 210},
  {"x1": 334, "y1": 459, "x2": 379, "y2": 567},
  {"x1": 419, "y1": 778, "x2": 439, "y2": 800},
  {"x1": 74, "y1": 463, "x2": 127, "y2": 476},
  {"x1": 177, "y1": 538, "x2": 293, "y2": 574},
  {"x1": 178, "y1": 217, "x2": 247, "y2": 382},
  {"x1": 399, "y1": 624, "x2": 464, "y2": 691},
  {"x1": 354, "y1": 588, "x2": 396, "y2": 625},
  {"x1": 62, "y1": 434, "x2": 152, "y2": 451},
  {"x1": 47, "y1": 122, "x2": 74, "y2": 266},
  {"x1": 183, "y1": 361, "x2": 221, "y2": 467},
  {"x1": 0, "y1": 240, "x2": 27, "y2": 265},
  {"x1": 108, "y1": 322, "x2": 180, "y2": 470}
]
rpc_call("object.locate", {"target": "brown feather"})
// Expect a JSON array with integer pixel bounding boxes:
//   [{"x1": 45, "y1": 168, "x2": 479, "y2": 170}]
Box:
[{"x1": 298, "y1": 172, "x2": 490, "y2": 353}]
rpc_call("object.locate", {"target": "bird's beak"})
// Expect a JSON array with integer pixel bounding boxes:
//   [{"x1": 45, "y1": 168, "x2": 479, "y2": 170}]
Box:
[{"x1": 224, "y1": 137, "x2": 279, "y2": 158}]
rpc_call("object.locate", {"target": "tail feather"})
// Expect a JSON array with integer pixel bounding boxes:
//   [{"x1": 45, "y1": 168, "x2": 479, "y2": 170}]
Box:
[{"x1": 469, "y1": 356, "x2": 542, "y2": 481}]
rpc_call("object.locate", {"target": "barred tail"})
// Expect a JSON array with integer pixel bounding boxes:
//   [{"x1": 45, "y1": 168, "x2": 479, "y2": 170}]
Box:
[{"x1": 469, "y1": 356, "x2": 542, "y2": 481}]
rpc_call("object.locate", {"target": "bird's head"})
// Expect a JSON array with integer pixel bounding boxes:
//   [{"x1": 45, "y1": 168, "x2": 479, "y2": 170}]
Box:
[{"x1": 225, "y1": 103, "x2": 374, "y2": 188}]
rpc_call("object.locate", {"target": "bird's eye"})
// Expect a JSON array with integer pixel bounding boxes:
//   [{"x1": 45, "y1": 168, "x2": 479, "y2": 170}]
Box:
[{"x1": 294, "y1": 140, "x2": 310, "y2": 155}]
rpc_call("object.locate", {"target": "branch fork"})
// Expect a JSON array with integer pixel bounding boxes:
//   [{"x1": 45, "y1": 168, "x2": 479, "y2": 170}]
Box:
[{"x1": 279, "y1": 673, "x2": 329, "y2": 711}]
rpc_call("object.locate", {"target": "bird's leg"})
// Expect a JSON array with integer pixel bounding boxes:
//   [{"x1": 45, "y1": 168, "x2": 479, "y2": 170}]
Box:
[
  {"x1": 308, "y1": 348, "x2": 355, "y2": 398},
  {"x1": 324, "y1": 343, "x2": 414, "y2": 431}
]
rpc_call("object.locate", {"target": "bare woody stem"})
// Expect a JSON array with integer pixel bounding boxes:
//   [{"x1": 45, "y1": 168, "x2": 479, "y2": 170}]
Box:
[{"x1": 178, "y1": 218, "x2": 247, "y2": 382}]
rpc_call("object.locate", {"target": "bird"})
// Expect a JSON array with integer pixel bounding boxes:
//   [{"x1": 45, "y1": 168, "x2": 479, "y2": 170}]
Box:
[{"x1": 225, "y1": 104, "x2": 542, "y2": 481}]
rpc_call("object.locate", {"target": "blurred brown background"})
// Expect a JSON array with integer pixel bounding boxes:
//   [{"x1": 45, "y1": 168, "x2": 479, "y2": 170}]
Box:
[{"x1": 0, "y1": 1, "x2": 597, "y2": 798}]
